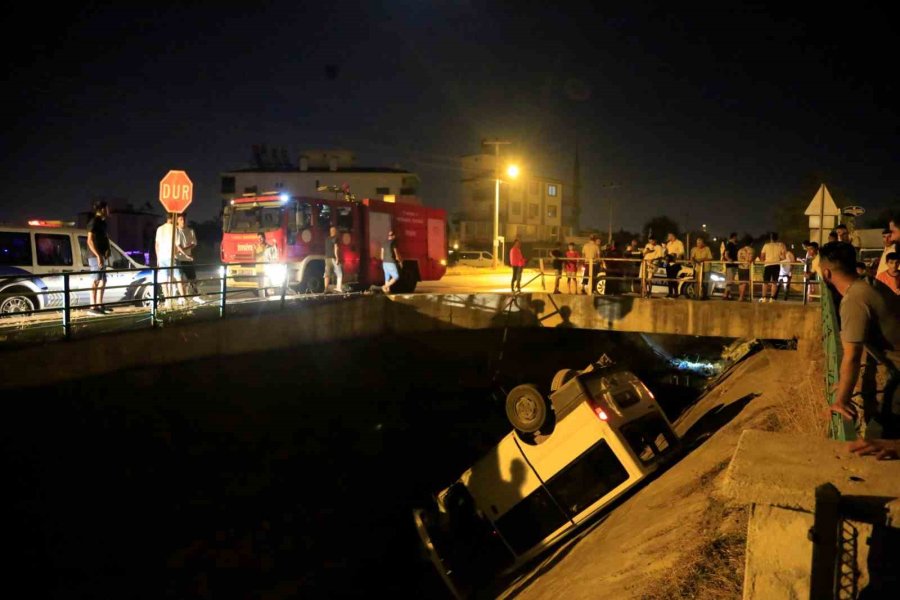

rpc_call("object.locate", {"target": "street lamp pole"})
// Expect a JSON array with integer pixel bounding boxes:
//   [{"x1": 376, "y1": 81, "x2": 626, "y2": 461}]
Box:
[{"x1": 483, "y1": 139, "x2": 511, "y2": 268}]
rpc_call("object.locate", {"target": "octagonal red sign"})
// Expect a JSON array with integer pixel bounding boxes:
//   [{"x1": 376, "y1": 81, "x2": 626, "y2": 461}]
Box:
[{"x1": 159, "y1": 170, "x2": 193, "y2": 213}]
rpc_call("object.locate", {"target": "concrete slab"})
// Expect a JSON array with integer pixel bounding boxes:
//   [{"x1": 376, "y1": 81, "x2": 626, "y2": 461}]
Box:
[{"x1": 723, "y1": 429, "x2": 900, "y2": 512}]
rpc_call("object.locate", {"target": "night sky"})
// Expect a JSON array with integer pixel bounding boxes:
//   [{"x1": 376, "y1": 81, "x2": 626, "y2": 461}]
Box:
[{"x1": 5, "y1": 1, "x2": 898, "y2": 236}]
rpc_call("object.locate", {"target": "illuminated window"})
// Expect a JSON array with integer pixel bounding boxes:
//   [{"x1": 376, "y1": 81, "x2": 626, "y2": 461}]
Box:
[
  {"x1": 548, "y1": 184, "x2": 558, "y2": 197},
  {"x1": 547, "y1": 205, "x2": 558, "y2": 218}
]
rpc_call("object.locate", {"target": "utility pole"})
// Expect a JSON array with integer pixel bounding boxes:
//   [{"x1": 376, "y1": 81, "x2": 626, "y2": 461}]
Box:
[{"x1": 482, "y1": 138, "x2": 512, "y2": 268}]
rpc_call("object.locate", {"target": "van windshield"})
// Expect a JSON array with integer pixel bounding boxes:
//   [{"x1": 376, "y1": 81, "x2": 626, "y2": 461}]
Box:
[{"x1": 226, "y1": 206, "x2": 283, "y2": 233}]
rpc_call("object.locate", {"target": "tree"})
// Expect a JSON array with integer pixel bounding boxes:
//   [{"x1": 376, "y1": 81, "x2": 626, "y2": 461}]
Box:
[
  {"x1": 773, "y1": 200, "x2": 811, "y2": 246},
  {"x1": 642, "y1": 216, "x2": 681, "y2": 240}
]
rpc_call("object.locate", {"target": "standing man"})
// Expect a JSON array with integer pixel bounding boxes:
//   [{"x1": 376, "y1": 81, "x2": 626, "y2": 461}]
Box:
[
  {"x1": 381, "y1": 230, "x2": 401, "y2": 294},
  {"x1": 802, "y1": 241, "x2": 820, "y2": 299},
  {"x1": 722, "y1": 232, "x2": 739, "y2": 300},
  {"x1": 176, "y1": 214, "x2": 201, "y2": 302},
  {"x1": 737, "y1": 239, "x2": 755, "y2": 302},
  {"x1": 876, "y1": 252, "x2": 900, "y2": 295},
  {"x1": 580, "y1": 235, "x2": 601, "y2": 295},
  {"x1": 155, "y1": 215, "x2": 184, "y2": 306},
  {"x1": 641, "y1": 236, "x2": 665, "y2": 297},
  {"x1": 877, "y1": 225, "x2": 898, "y2": 275},
  {"x1": 822, "y1": 242, "x2": 900, "y2": 440},
  {"x1": 324, "y1": 226, "x2": 344, "y2": 293},
  {"x1": 690, "y1": 238, "x2": 713, "y2": 299},
  {"x1": 759, "y1": 232, "x2": 786, "y2": 303},
  {"x1": 509, "y1": 239, "x2": 526, "y2": 293},
  {"x1": 776, "y1": 245, "x2": 796, "y2": 301},
  {"x1": 86, "y1": 200, "x2": 110, "y2": 315},
  {"x1": 254, "y1": 232, "x2": 278, "y2": 298},
  {"x1": 549, "y1": 243, "x2": 564, "y2": 294},
  {"x1": 664, "y1": 232, "x2": 685, "y2": 298}
]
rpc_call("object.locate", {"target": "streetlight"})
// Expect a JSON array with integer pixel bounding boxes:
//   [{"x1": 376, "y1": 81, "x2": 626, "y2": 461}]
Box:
[{"x1": 493, "y1": 164, "x2": 520, "y2": 268}]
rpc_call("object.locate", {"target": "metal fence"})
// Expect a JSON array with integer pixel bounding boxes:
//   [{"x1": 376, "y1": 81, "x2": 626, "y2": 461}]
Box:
[
  {"x1": 536, "y1": 256, "x2": 820, "y2": 303},
  {"x1": 0, "y1": 261, "x2": 304, "y2": 342}
]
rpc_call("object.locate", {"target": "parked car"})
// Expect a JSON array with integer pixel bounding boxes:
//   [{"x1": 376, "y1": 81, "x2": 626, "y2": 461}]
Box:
[
  {"x1": 454, "y1": 250, "x2": 493, "y2": 267},
  {"x1": 0, "y1": 224, "x2": 154, "y2": 315},
  {"x1": 413, "y1": 356, "x2": 680, "y2": 598}
]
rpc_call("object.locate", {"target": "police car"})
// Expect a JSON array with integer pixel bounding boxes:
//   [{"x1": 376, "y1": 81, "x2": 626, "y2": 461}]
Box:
[{"x1": 0, "y1": 222, "x2": 154, "y2": 315}]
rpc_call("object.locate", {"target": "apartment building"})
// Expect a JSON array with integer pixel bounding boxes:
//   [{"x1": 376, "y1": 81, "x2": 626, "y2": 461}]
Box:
[{"x1": 457, "y1": 152, "x2": 571, "y2": 248}]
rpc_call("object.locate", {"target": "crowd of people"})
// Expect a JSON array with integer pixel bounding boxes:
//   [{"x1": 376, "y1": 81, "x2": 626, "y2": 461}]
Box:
[{"x1": 529, "y1": 220, "x2": 900, "y2": 303}]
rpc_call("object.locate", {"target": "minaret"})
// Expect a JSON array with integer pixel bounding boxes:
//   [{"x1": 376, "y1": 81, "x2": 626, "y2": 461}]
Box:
[{"x1": 572, "y1": 138, "x2": 581, "y2": 232}]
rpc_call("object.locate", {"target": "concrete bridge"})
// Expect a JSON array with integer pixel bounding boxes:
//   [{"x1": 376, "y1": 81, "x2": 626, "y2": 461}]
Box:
[{"x1": 0, "y1": 292, "x2": 820, "y2": 390}]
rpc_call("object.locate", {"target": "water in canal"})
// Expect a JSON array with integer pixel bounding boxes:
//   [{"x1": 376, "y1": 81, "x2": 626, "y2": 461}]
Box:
[{"x1": 3, "y1": 328, "x2": 734, "y2": 599}]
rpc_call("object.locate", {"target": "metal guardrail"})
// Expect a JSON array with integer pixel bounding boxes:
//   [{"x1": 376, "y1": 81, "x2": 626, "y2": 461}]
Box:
[
  {"x1": 536, "y1": 256, "x2": 818, "y2": 303},
  {"x1": 0, "y1": 261, "x2": 301, "y2": 341},
  {"x1": 821, "y1": 285, "x2": 856, "y2": 442}
]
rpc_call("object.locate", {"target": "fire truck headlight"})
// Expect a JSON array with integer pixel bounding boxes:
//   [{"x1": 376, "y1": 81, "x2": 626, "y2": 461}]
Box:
[
  {"x1": 265, "y1": 263, "x2": 287, "y2": 286},
  {"x1": 218, "y1": 266, "x2": 226, "y2": 278}
]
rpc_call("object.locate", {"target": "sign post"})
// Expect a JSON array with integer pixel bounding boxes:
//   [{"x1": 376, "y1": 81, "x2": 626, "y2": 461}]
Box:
[{"x1": 158, "y1": 170, "x2": 194, "y2": 304}]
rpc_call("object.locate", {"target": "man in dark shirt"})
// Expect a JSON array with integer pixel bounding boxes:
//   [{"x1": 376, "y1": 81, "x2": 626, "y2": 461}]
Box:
[
  {"x1": 821, "y1": 242, "x2": 900, "y2": 439},
  {"x1": 550, "y1": 244, "x2": 564, "y2": 293},
  {"x1": 722, "y1": 232, "x2": 739, "y2": 300},
  {"x1": 86, "y1": 201, "x2": 111, "y2": 315},
  {"x1": 381, "y1": 230, "x2": 401, "y2": 293}
]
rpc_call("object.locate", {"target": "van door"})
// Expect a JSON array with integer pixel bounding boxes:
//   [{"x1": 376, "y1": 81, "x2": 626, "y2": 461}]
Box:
[
  {"x1": 515, "y1": 405, "x2": 632, "y2": 526},
  {"x1": 34, "y1": 231, "x2": 78, "y2": 306}
]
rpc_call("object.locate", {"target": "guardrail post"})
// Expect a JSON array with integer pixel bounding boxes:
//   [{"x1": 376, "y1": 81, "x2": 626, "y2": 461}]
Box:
[
  {"x1": 220, "y1": 264, "x2": 227, "y2": 318},
  {"x1": 62, "y1": 273, "x2": 71, "y2": 340},
  {"x1": 280, "y1": 264, "x2": 288, "y2": 309},
  {"x1": 151, "y1": 267, "x2": 159, "y2": 327},
  {"x1": 588, "y1": 258, "x2": 594, "y2": 295},
  {"x1": 539, "y1": 258, "x2": 545, "y2": 291},
  {"x1": 750, "y1": 264, "x2": 755, "y2": 302}
]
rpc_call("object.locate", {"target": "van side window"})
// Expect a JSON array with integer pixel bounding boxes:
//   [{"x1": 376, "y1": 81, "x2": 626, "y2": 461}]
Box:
[
  {"x1": 35, "y1": 233, "x2": 73, "y2": 267},
  {"x1": 0, "y1": 232, "x2": 32, "y2": 266}
]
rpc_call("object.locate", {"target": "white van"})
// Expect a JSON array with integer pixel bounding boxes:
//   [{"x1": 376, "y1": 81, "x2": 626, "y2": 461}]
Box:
[
  {"x1": 454, "y1": 250, "x2": 493, "y2": 267},
  {"x1": 413, "y1": 357, "x2": 680, "y2": 598},
  {"x1": 0, "y1": 224, "x2": 153, "y2": 314}
]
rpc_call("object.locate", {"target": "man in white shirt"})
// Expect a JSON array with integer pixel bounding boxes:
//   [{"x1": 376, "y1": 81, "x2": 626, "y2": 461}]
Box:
[
  {"x1": 775, "y1": 246, "x2": 796, "y2": 301},
  {"x1": 580, "y1": 235, "x2": 601, "y2": 295},
  {"x1": 664, "y1": 233, "x2": 685, "y2": 297},
  {"x1": 642, "y1": 237, "x2": 665, "y2": 297},
  {"x1": 155, "y1": 216, "x2": 185, "y2": 305},
  {"x1": 759, "y1": 232, "x2": 786, "y2": 303}
]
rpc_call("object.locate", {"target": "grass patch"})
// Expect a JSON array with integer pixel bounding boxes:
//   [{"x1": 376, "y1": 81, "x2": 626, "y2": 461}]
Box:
[{"x1": 641, "y1": 502, "x2": 748, "y2": 600}]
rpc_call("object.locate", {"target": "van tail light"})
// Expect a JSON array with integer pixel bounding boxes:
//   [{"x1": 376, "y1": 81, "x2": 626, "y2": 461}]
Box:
[{"x1": 594, "y1": 407, "x2": 609, "y2": 421}]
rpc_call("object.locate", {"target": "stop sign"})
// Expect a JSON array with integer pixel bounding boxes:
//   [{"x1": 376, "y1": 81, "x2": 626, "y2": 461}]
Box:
[{"x1": 159, "y1": 170, "x2": 193, "y2": 213}]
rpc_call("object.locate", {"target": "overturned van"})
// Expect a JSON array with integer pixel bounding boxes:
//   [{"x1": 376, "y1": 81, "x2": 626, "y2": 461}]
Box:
[{"x1": 413, "y1": 357, "x2": 680, "y2": 598}]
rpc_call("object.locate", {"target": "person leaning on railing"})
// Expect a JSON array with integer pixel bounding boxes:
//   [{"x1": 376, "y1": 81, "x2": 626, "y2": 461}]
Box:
[{"x1": 820, "y1": 242, "x2": 900, "y2": 441}]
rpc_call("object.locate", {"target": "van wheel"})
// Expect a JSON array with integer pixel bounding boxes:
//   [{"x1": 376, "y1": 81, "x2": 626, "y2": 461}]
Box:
[
  {"x1": 301, "y1": 263, "x2": 325, "y2": 294},
  {"x1": 550, "y1": 369, "x2": 576, "y2": 391},
  {"x1": 0, "y1": 292, "x2": 36, "y2": 315},
  {"x1": 505, "y1": 384, "x2": 549, "y2": 433},
  {"x1": 393, "y1": 261, "x2": 420, "y2": 293}
]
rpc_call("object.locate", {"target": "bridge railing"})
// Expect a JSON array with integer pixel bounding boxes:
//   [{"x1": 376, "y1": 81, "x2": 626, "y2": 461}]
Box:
[
  {"x1": 0, "y1": 261, "x2": 302, "y2": 341},
  {"x1": 536, "y1": 256, "x2": 818, "y2": 302}
]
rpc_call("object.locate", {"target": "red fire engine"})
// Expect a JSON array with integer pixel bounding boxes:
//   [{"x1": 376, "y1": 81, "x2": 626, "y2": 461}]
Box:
[{"x1": 221, "y1": 192, "x2": 447, "y2": 293}]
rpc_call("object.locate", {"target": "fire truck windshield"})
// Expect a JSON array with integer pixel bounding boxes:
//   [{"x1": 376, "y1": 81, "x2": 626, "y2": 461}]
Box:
[{"x1": 225, "y1": 206, "x2": 283, "y2": 233}]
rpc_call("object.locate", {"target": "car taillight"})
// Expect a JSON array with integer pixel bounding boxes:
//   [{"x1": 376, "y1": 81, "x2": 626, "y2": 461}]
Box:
[{"x1": 594, "y1": 407, "x2": 609, "y2": 421}]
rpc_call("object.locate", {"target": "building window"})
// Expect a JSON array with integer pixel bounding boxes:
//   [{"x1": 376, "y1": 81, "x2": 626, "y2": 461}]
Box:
[
  {"x1": 547, "y1": 205, "x2": 558, "y2": 218},
  {"x1": 376, "y1": 187, "x2": 390, "y2": 195},
  {"x1": 243, "y1": 185, "x2": 259, "y2": 194},
  {"x1": 548, "y1": 184, "x2": 558, "y2": 197},
  {"x1": 400, "y1": 187, "x2": 416, "y2": 195},
  {"x1": 529, "y1": 204, "x2": 539, "y2": 218},
  {"x1": 512, "y1": 202, "x2": 522, "y2": 216},
  {"x1": 550, "y1": 226, "x2": 559, "y2": 238}
]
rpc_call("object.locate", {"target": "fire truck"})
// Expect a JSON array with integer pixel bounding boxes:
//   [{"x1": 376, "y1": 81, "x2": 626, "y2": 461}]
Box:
[{"x1": 221, "y1": 192, "x2": 447, "y2": 293}]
